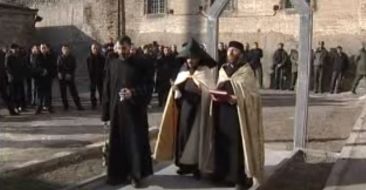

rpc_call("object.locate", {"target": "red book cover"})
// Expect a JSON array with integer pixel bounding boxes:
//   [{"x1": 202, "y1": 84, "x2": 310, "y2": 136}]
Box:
[{"x1": 209, "y1": 90, "x2": 231, "y2": 102}]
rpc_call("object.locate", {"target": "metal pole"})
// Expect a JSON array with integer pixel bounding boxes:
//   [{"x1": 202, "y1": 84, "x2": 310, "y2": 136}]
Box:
[
  {"x1": 206, "y1": 0, "x2": 231, "y2": 61},
  {"x1": 291, "y1": 0, "x2": 313, "y2": 150},
  {"x1": 121, "y1": 0, "x2": 126, "y2": 36},
  {"x1": 207, "y1": 17, "x2": 219, "y2": 61}
]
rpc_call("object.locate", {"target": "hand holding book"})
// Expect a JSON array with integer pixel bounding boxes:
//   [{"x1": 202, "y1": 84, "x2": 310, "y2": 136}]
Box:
[{"x1": 210, "y1": 90, "x2": 237, "y2": 104}]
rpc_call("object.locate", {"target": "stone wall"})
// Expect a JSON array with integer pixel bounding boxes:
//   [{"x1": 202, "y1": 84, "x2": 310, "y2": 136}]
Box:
[
  {"x1": 3, "y1": 0, "x2": 366, "y2": 89},
  {"x1": 0, "y1": 4, "x2": 37, "y2": 47},
  {"x1": 120, "y1": 0, "x2": 364, "y2": 87},
  {"x1": 2, "y1": 0, "x2": 121, "y2": 86}
]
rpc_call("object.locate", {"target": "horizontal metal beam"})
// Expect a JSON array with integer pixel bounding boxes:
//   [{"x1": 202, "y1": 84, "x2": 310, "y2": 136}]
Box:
[
  {"x1": 291, "y1": 0, "x2": 311, "y2": 15},
  {"x1": 207, "y1": 0, "x2": 231, "y2": 19}
]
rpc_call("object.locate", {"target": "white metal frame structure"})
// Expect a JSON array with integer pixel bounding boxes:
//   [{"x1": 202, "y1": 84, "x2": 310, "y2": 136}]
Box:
[{"x1": 205, "y1": 0, "x2": 313, "y2": 151}]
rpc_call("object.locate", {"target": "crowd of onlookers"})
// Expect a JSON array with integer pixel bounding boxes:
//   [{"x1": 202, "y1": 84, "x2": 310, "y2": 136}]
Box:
[{"x1": 1, "y1": 38, "x2": 366, "y2": 116}]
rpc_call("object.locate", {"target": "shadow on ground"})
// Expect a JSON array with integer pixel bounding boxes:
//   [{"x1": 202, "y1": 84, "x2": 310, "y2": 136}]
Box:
[{"x1": 0, "y1": 176, "x2": 62, "y2": 190}]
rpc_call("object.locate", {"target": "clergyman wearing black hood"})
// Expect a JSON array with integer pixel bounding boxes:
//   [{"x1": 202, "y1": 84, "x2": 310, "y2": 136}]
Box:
[{"x1": 154, "y1": 38, "x2": 216, "y2": 179}]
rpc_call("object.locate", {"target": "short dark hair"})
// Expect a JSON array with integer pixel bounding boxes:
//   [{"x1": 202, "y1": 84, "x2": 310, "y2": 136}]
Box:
[
  {"x1": 62, "y1": 44, "x2": 70, "y2": 48},
  {"x1": 118, "y1": 36, "x2": 132, "y2": 45},
  {"x1": 10, "y1": 43, "x2": 19, "y2": 49}
]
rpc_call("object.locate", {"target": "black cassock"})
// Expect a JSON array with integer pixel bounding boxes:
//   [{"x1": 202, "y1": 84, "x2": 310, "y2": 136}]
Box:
[
  {"x1": 213, "y1": 64, "x2": 247, "y2": 185},
  {"x1": 175, "y1": 78, "x2": 201, "y2": 172},
  {"x1": 102, "y1": 56, "x2": 153, "y2": 184}
]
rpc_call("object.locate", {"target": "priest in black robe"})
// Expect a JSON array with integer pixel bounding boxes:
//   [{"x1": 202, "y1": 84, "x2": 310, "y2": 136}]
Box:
[
  {"x1": 212, "y1": 41, "x2": 264, "y2": 190},
  {"x1": 101, "y1": 36, "x2": 153, "y2": 188},
  {"x1": 154, "y1": 39, "x2": 216, "y2": 178}
]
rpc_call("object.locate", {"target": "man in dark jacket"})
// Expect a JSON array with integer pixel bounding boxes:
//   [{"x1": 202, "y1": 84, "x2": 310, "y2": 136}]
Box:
[
  {"x1": 103, "y1": 37, "x2": 115, "y2": 57},
  {"x1": 243, "y1": 43, "x2": 251, "y2": 63},
  {"x1": 28, "y1": 45, "x2": 40, "y2": 106},
  {"x1": 250, "y1": 42, "x2": 264, "y2": 88},
  {"x1": 313, "y1": 41, "x2": 328, "y2": 93},
  {"x1": 5, "y1": 44, "x2": 27, "y2": 111},
  {"x1": 352, "y1": 43, "x2": 366, "y2": 94},
  {"x1": 156, "y1": 47, "x2": 176, "y2": 107},
  {"x1": 330, "y1": 46, "x2": 349, "y2": 94},
  {"x1": 272, "y1": 43, "x2": 289, "y2": 90},
  {"x1": 0, "y1": 47, "x2": 18, "y2": 115},
  {"x1": 218, "y1": 42, "x2": 227, "y2": 68},
  {"x1": 289, "y1": 47, "x2": 299, "y2": 90},
  {"x1": 87, "y1": 44, "x2": 105, "y2": 109},
  {"x1": 57, "y1": 45, "x2": 84, "y2": 111},
  {"x1": 34, "y1": 43, "x2": 57, "y2": 114}
]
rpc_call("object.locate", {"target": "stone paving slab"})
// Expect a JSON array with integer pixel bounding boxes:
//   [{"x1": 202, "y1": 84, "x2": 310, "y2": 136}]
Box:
[
  {"x1": 0, "y1": 107, "x2": 163, "y2": 172},
  {"x1": 88, "y1": 149, "x2": 291, "y2": 190},
  {"x1": 323, "y1": 97, "x2": 366, "y2": 190}
]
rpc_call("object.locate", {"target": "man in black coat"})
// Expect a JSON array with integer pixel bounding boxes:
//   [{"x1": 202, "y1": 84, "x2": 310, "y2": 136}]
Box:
[
  {"x1": 28, "y1": 45, "x2": 40, "y2": 106},
  {"x1": 330, "y1": 46, "x2": 349, "y2": 94},
  {"x1": 218, "y1": 42, "x2": 227, "y2": 68},
  {"x1": 103, "y1": 37, "x2": 115, "y2": 57},
  {"x1": 272, "y1": 43, "x2": 289, "y2": 90},
  {"x1": 0, "y1": 47, "x2": 18, "y2": 115},
  {"x1": 57, "y1": 45, "x2": 84, "y2": 111},
  {"x1": 250, "y1": 42, "x2": 264, "y2": 88},
  {"x1": 102, "y1": 36, "x2": 153, "y2": 187},
  {"x1": 87, "y1": 44, "x2": 105, "y2": 109},
  {"x1": 156, "y1": 47, "x2": 176, "y2": 107},
  {"x1": 34, "y1": 43, "x2": 57, "y2": 114},
  {"x1": 5, "y1": 44, "x2": 27, "y2": 111}
]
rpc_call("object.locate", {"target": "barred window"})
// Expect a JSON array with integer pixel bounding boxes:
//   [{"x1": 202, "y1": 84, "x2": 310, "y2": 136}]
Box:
[{"x1": 144, "y1": 0, "x2": 166, "y2": 14}]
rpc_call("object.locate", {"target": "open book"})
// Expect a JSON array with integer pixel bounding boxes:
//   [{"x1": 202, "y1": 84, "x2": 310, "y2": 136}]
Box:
[{"x1": 209, "y1": 90, "x2": 231, "y2": 102}]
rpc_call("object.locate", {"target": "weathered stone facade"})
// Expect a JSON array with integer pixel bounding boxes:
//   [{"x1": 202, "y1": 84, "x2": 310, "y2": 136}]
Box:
[
  {"x1": 3, "y1": 0, "x2": 366, "y2": 87},
  {"x1": 0, "y1": 3, "x2": 37, "y2": 47}
]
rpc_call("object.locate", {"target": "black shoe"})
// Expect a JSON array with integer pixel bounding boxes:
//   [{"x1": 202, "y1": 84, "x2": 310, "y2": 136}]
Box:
[
  {"x1": 177, "y1": 168, "x2": 192, "y2": 176},
  {"x1": 106, "y1": 178, "x2": 127, "y2": 186},
  {"x1": 131, "y1": 178, "x2": 142, "y2": 188},
  {"x1": 193, "y1": 170, "x2": 201, "y2": 180},
  {"x1": 77, "y1": 106, "x2": 85, "y2": 111},
  {"x1": 235, "y1": 184, "x2": 246, "y2": 190},
  {"x1": 237, "y1": 178, "x2": 253, "y2": 189},
  {"x1": 8, "y1": 106, "x2": 19, "y2": 115},
  {"x1": 35, "y1": 107, "x2": 42, "y2": 115},
  {"x1": 9, "y1": 110, "x2": 19, "y2": 116},
  {"x1": 352, "y1": 90, "x2": 357, "y2": 95},
  {"x1": 48, "y1": 108, "x2": 54, "y2": 114}
]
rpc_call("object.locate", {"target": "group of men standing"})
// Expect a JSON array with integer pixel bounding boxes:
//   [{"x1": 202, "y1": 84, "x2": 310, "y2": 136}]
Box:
[
  {"x1": 0, "y1": 43, "x2": 58, "y2": 115},
  {"x1": 271, "y1": 41, "x2": 366, "y2": 94},
  {"x1": 101, "y1": 36, "x2": 264, "y2": 190},
  {"x1": 0, "y1": 42, "x2": 114, "y2": 116}
]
